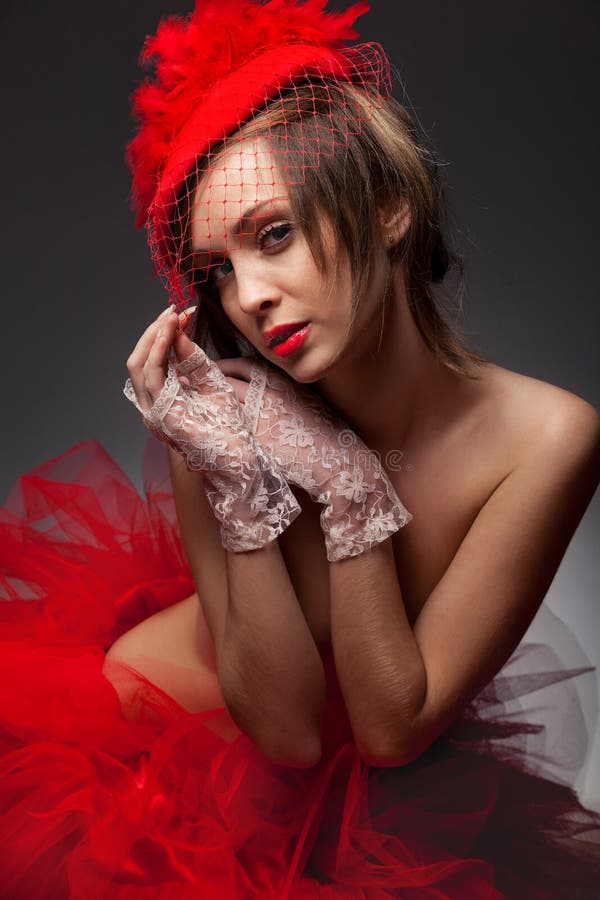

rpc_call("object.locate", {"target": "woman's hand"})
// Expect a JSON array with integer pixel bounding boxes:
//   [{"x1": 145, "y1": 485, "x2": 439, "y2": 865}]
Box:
[
  {"x1": 123, "y1": 307, "x2": 301, "y2": 552},
  {"x1": 215, "y1": 356, "x2": 413, "y2": 562},
  {"x1": 124, "y1": 305, "x2": 249, "y2": 461},
  {"x1": 123, "y1": 305, "x2": 194, "y2": 437}
]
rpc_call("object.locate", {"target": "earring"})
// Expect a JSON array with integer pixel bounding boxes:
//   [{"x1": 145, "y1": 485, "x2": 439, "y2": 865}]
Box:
[{"x1": 387, "y1": 234, "x2": 394, "y2": 244}]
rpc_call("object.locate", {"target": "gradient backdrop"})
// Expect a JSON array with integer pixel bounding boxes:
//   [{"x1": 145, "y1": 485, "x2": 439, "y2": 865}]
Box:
[{"x1": 1, "y1": 1, "x2": 598, "y2": 808}]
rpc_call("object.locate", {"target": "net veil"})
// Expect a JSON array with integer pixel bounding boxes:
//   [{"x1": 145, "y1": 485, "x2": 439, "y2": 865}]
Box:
[
  {"x1": 125, "y1": 0, "x2": 400, "y2": 355},
  {"x1": 145, "y1": 45, "x2": 392, "y2": 324}
]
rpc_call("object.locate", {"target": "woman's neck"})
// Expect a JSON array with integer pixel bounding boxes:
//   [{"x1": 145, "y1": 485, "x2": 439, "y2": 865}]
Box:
[{"x1": 314, "y1": 267, "x2": 475, "y2": 456}]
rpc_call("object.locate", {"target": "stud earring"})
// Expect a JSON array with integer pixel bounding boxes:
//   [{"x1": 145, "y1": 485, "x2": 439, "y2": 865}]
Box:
[{"x1": 387, "y1": 234, "x2": 394, "y2": 244}]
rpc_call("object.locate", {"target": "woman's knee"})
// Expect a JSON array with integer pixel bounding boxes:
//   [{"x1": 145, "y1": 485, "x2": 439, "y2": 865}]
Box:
[{"x1": 103, "y1": 593, "x2": 225, "y2": 715}]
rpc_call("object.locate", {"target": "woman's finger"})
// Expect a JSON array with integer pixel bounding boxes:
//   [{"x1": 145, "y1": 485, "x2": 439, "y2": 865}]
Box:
[
  {"x1": 127, "y1": 306, "x2": 175, "y2": 373},
  {"x1": 126, "y1": 307, "x2": 177, "y2": 409},
  {"x1": 176, "y1": 305, "x2": 197, "y2": 336},
  {"x1": 127, "y1": 321, "x2": 165, "y2": 411},
  {"x1": 172, "y1": 328, "x2": 199, "y2": 364},
  {"x1": 143, "y1": 311, "x2": 180, "y2": 401}
]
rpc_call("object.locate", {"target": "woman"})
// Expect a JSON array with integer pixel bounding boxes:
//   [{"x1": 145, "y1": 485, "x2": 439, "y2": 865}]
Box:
[{"x1": 1, "y1": 0, "x2": 599, "y2": 895}]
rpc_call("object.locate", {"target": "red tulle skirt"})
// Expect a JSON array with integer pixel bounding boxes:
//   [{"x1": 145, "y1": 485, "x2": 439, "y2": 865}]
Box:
[{"x1": 1, "y1": 437, "x2": 599, "y2": 898}]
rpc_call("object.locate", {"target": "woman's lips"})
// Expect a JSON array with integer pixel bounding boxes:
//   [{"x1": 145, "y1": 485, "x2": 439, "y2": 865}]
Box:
[
  {"x1": 270, "y1": 323, "x2": 311, "y2": 357},
  {"x1": 264, "y1": 320, "x2": 309, "y2": 347}
]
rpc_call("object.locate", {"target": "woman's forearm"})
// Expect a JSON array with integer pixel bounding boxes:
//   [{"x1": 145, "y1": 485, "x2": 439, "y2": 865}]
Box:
[
  {"x1": 221, "y1": 540, "x2": 326, "y2": 767},
  {"x1": 168, "y1": 447, "x2": 324, "y2": 766},
  {"x1": 329, "y1": 538, "x2": 426, "y2": 763}
]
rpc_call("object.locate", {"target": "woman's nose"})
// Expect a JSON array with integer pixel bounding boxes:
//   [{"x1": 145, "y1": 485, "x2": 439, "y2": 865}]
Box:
[{"x1": 235, "y1": 267, "x2": 280, "y2": 316}]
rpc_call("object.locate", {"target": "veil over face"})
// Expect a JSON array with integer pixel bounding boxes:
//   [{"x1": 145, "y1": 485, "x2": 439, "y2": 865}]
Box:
[
  {"x1": 188, "y1": 134, "x2": 388, "y2": 381},
  {"x1": 125, "y1": 0, "x2": 391, "y2": 316}
]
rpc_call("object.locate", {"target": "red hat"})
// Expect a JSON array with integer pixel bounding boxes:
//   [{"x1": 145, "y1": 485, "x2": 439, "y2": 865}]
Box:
[
  {"x1": 126, "y1": 0, "x2": 395, "y2": 311},
  {"x1": 126, "y1": 0, "x2": 373, "y2": 230}
]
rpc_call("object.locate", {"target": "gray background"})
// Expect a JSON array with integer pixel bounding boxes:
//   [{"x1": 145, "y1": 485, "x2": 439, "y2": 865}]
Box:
[{"x1": 1, "y1": 2, "x2": 598, "y2": 807}]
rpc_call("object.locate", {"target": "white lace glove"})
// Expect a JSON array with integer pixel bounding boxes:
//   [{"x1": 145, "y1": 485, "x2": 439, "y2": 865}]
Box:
[
  {"x1": 237, "y1": 360, "x2": 413, "y2": 562},
  {"x1": 123, "y1": 344, "x2": 301, "y2": 553}
]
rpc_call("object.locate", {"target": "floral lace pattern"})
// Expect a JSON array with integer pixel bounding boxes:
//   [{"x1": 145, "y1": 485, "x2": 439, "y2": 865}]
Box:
[
  {"x1": 123, "y1": 345, "x2": 301, "y2": 552},
  {"x1": 243, "y1": 361, "x2": 413, "y2": 561}
]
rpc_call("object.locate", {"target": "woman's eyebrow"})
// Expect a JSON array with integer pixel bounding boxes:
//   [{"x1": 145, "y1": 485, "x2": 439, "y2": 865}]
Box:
[{"x1": 192, "y1": 197, "x2": 289, "y2": 259}]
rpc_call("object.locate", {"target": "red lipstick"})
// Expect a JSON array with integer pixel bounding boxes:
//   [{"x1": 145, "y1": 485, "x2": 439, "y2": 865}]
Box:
[
  {"x1": 270, "y1": 323, "x2": 311, "y2": 357},
  {"x1": 263, "y1": 321, "x2": 310, "y2": 350}
]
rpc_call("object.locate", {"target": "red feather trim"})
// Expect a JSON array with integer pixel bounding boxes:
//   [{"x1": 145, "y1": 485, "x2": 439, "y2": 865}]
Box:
[{"x1": 126, "y1": 0, "x2": 370, "y2": 227}]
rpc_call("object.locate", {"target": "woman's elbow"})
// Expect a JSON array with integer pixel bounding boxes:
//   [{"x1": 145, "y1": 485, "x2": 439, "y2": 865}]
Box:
[
  {"x1": 220, "y1": 685, "x2": 323, "y2": 768},
  {"x1": 225, "y1": 697, "x2": 322, "y2": 766}
]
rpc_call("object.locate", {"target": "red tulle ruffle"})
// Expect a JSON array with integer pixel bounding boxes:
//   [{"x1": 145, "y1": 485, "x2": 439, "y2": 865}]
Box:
[{"x1": 1, "y1": 437, "x2": 599, "y2": 898}]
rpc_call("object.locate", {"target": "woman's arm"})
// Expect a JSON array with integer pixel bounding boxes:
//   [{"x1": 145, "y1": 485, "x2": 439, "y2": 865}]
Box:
[
  {"x1": 222, "y1": 541, "x2": 325, "y2": 766},
  {"x1": 330, "y1": 397, "x2": 600, "y2": 767},
  {"x1": 168, "y1": 447, "x2": 325, "y2": 767},
  {"x1": 329, "y1": 538, "x2": 426, "y2": 764}
]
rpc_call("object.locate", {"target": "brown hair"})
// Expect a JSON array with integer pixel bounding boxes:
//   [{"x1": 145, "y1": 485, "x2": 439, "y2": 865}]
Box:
[{"x1": 176, "y1": 77, "x2": 487, "y2": 378}]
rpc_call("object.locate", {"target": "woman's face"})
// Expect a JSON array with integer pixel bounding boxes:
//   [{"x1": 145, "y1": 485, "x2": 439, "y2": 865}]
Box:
[{"x1": 190, "y1": 136, "x2": 385, "y2": 383}]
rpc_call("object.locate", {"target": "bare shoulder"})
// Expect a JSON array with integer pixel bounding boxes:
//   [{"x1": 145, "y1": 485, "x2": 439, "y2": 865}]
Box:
[{"x1": 481, "y1": 362, "x2": 600, "y2": 467}]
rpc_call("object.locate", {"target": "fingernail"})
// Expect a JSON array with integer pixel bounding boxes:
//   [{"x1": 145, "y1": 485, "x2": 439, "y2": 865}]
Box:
[
  {"x1": 178, "y1": 306, "x2": 196, "y2": 324},
  {"x1": 161, "y1": 304, "x2": 175, "y2": 318},
  {"x1": 177, "y1": 306, "x2": 197, "y2": 331}
]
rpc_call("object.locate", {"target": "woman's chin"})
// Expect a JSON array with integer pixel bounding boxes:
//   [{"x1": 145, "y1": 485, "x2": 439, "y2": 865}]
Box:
[{"x1": 275, "y1": 346, "x2": 338, "y2": 384}]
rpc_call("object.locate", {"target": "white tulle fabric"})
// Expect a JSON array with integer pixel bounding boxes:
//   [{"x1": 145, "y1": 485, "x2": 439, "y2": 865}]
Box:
[
  {"x1": 123, "y1": 345, "x2": 301, "y2": 552},
  {"x1": 242, "y1": 360, "x2": 413, "y2": 561}
]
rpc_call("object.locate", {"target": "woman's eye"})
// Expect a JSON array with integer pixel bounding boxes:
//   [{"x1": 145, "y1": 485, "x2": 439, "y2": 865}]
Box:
[
  {"x1": 205, "y1": 222, "x2": 293, "y2": 287},
  {"x1": 257, "y1": 222, "x2": 294, "y2": 249},
  {"x1": 210, "y1": 258, "x2": 234, "y2": 284}
]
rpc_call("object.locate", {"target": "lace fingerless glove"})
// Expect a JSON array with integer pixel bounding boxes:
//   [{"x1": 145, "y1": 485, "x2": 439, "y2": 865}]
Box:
[
  {"x1": 242, "y1": 361, "x2": 412, "y2": 561},
  {"x1": 124, "y1": 346, "x2": 301, "y2": 553}
]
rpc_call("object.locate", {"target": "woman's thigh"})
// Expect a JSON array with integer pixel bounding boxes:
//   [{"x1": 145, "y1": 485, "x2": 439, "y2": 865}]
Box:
[{"x1": 103, "y1": 593, "x2": 241, "y2": 741}]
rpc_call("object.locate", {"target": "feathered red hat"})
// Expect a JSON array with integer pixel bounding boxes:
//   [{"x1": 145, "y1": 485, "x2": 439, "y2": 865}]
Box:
[{"x1": 126, "y1": 0, "x2": 372, "y2": 230}]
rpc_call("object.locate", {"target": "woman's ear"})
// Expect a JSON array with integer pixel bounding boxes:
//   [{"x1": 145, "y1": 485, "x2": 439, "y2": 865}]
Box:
[{"x1": 379, "y1": 199, "x2": 411, "y2": 247}]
